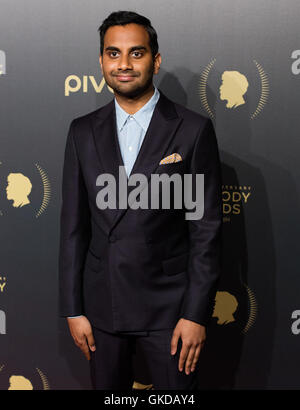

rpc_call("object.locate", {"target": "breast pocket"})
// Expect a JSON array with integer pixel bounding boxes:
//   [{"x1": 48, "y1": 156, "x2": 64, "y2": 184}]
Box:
[
  {"x1": 156, "y1": 160, "x2": 185, "y2": 175},
  {"x1": 162, "y1": 252, "x2": 189, "y2": 276}
]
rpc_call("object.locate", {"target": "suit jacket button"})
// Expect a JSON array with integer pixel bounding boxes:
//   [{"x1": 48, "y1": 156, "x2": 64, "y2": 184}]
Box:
[{"x1": 109, "y1": 235, "x2": 116, "y2": 243}]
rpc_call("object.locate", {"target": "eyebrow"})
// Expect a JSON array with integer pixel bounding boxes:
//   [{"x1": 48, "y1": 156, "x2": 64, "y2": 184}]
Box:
[{"x1": 105, "y1": 45, "x2": 147, "y2": 53}]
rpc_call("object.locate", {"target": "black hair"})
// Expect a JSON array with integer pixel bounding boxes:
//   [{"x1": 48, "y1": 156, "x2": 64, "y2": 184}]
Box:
[{"x1": 98, "y1": 11, "x2": 159, "y2": 59}]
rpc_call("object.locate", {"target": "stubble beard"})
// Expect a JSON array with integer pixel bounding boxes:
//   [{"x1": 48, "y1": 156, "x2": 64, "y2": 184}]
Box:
[{"x1": 105, "y1": 63, "x2": 155, "y2": 99}]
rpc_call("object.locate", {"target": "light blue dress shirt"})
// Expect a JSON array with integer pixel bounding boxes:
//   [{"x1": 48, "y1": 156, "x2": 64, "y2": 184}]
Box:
[
  {"x1": 68, "y1": 86, "x2": 160, "y2": 319},
  {"x1": 114, "y1": 85, "x2": 160, "y2": 178}
]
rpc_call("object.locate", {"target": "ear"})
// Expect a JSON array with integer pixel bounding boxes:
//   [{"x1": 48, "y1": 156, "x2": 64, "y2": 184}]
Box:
[
  {"x1": 153, "y1": 53, "x2": 162, "y2": 75},
  {"x1": 99, "y1": 54, "x2": 103, "y2": 73}
]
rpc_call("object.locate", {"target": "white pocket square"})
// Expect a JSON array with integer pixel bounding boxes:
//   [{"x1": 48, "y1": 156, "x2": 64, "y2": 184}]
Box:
[{"x1": 159, "y1": 153, "x2": 182, "y2": 165}]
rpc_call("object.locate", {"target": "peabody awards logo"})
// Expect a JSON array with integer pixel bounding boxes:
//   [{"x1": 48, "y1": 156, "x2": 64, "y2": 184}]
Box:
[
  {"x1": 222, "y1": 184, "x2": 252, "y2": 223},
  {"x1": 65, "y1": 75, "x2": 114, "y2": 96},
  {"x1": 0, "y1": 276, "x2": 6, "y2": 294},
  {"x1": 0, "y1": 365, "x2": 50, "y2": 390},
  {"x1": 199, "y1": 58, "x2": 269, "y2": 120},
  {"x1": 0, "y1": 51, "x2": 6, "y2": 76},
  {"x1": 0, "y1": 161, "x2": 51, "y2": 218}
]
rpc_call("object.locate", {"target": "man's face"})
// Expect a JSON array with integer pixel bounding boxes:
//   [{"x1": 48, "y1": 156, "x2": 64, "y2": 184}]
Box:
[{"x1": 99, "y1": 23, "x2": 161, "y2": 98}]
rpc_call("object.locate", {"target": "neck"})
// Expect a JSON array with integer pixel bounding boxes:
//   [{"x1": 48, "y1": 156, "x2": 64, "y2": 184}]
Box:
[{"x1": 114, "y1": 84, "x2": 155, "y2": 115}]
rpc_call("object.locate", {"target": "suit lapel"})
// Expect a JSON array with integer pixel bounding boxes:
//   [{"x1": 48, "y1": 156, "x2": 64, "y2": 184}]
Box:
[{"x1": 91, "y1": 89, "x2": 183, "y2": 234}]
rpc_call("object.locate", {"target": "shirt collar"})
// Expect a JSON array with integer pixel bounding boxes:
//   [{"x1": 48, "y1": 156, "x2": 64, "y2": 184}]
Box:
[{"x1": 114, "y1": 86, "x2": 160, "y2": 132}]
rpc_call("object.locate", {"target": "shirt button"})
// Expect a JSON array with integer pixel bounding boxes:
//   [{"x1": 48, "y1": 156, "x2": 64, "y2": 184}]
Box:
[{"x1": 129, "y1": 116, "x2": 134, "y2": 121}]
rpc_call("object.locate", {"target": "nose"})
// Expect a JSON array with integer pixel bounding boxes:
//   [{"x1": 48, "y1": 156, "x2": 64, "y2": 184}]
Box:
[{"x1": 117, "y1": 54, "x2": 133, "y2": 71}]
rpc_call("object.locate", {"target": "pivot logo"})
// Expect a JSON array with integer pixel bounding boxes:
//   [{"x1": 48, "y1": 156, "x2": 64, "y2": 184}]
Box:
[
  {"x1": 291, "y1": 50, "x2": 300, "y2": 74},
  {"x1": 0, "y1": 310, "x2": 6, "y2": 334},
  {"x1": 65, "y1": 75, "x2": 114, "y2": 96},
  {"x1": 0, "y1": 51, "x2": 6, "y2": 75}
]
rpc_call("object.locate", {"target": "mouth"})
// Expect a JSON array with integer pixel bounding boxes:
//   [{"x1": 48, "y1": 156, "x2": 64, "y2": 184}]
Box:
[{"x1": 115, "y1": 75, "x2": 136, "y2": 82}]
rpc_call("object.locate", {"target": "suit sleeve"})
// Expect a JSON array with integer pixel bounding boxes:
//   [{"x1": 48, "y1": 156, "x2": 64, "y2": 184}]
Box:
[
  {"x1": 179, "y1": 118, "x2": 223, "y2": 327},
  {"x1": 58, "y1": 120, "x2": 91, "y2": 317}
]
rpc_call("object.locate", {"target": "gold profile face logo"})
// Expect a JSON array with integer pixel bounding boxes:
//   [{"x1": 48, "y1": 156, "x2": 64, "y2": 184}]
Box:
[
  {"x1": 6, "y1": 173, "x2": 32, "y2": 208},
  {"x1": 213, "y1": 285, "x2": 258, "y2": 334},
  {"x1": 8, "y1": 375, "x2": 33, "y2": 390},
  {"x1": 219, "y1": 71, "x2": 249, "y2": 109},
  {"x1": 213, "y1": 291, "x2": 238, "y2": 325},
  {"x1": 199, "y1": 58, "x2": 269, "y2": 120},
  {"x1": 0, "y1": 365, "x2": 50, "y2": 390},
  {"x1": 0, "y1": 162, "x2": 51, "y2": 218}
]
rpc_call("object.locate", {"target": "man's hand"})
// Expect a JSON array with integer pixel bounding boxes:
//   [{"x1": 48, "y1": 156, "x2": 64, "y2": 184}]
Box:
[
  {"x1": 67, "y1": 316, "x2": 96, "y2": 361},
  {"x1": 170, "y1": 318, "x2": 206, "y2": 375}
]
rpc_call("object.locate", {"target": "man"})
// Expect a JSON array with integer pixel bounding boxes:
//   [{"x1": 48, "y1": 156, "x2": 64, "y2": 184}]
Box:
[{"x1": 59, "y1": 10, "x2": 222, "y2": 390}]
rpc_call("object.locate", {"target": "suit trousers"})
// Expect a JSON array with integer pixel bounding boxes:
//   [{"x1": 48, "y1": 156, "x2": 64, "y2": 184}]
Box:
[{"x1": 89, "y1": 325, "x2": 199, "y2": 390}]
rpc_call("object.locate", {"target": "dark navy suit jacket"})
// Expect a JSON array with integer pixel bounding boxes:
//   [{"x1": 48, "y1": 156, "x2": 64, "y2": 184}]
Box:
[{"x1": 59, "y1": 89, "x2": 223, "y2": 334}]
